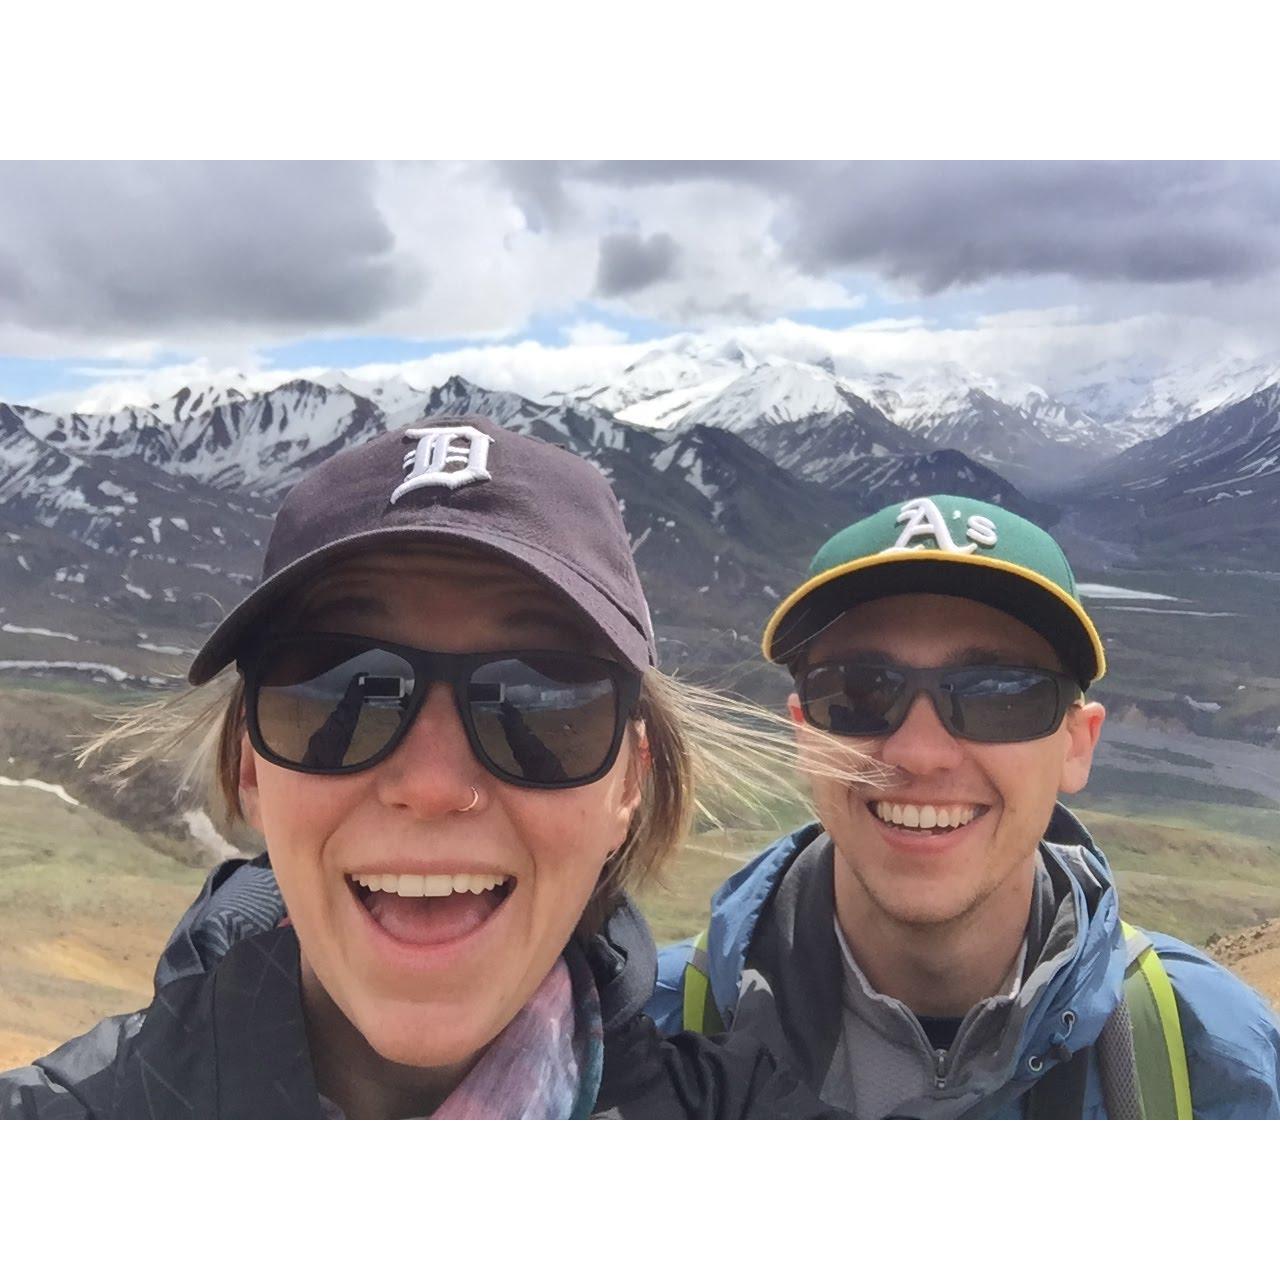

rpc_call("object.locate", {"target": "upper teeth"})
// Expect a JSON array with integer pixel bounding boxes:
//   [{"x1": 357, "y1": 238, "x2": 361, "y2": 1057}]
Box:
[
  {"x1": 350, "y1": 872, "x2": 510, "y2": 897},
  {"x1": 872, "y1": 802, "x2": 978, "y2": 830}
]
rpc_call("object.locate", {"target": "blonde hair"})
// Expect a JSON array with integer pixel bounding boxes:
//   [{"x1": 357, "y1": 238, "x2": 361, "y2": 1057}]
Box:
[{"x1": 81, "y1": 662, "x2": 887, "y2": 935}]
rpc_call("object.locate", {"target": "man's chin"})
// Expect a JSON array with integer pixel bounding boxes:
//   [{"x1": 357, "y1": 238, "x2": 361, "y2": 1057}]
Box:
[{"x1": 860, "y1": 877, "x2": 987, "y2": 931}]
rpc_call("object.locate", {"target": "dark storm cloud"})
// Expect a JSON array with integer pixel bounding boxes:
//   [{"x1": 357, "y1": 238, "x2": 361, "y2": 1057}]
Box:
[
  {"x1": 579, "y1": 160, "x2": 805, "y2": 188},
  {"x1": 494, "y1": 160, "x2": 572, "y2": 233},
  {"x1": 595, "y1": 230, "x2": 682, "y2": 296},
  {"x1": 540, "y1": 160, "x2": 1280, "y2": 294},
  {"x1": 781, "y1": 162, "x2": 1280, "y2": 291},
  {"x1": 0, "y1": 161, "x2": 421, "y2": 336}
]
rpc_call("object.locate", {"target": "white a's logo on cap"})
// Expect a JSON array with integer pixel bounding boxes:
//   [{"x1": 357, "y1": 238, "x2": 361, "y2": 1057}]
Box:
[
  {"x1": 391, "y1": 426, "x2": 492, "y2": 503},
  {"x1": 886, "y1": 497, "x2": 998, "y2": 555}
]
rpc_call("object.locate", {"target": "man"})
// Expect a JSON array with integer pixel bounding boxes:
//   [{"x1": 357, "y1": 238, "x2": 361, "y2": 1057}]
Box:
[{"x1": 650, "y1": 494, "x2": 1280, "y2": 1118}]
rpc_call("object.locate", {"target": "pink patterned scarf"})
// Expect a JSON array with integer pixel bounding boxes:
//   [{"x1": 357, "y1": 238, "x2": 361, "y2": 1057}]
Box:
[{"x1": 319, "y1": 949, "x2": 603, "y2": 1120}]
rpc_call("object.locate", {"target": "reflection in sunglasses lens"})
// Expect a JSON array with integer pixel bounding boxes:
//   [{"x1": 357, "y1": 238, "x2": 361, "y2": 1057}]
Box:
[
  {"x1": 469, "y1": 656, "x2": 618, "y2": 784},
  {"x1": 805, "y1": 664, "x2": 905, "y2": 735},
  {"x1": 946, "y1": 669, "x2": 1058, "y2": 741},
  {"x1": 256, "y1": 640, "x2": 414, "y2": 769}
]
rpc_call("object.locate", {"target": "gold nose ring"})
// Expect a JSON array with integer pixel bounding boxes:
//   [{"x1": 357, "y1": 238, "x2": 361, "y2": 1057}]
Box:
[{"x1": 457, "y1": 786, "x2": 480, "y2": 813}]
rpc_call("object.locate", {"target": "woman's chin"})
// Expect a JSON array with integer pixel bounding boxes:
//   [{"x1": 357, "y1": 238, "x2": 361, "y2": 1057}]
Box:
[{"x1": 353, "y1": 1001, "x2": 504, "y2": 1070}]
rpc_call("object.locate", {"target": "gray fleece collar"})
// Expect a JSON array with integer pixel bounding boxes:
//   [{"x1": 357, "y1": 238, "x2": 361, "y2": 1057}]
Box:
[{"x1": 728, "y1": 807, "x2": 1123, "y2": 1116}]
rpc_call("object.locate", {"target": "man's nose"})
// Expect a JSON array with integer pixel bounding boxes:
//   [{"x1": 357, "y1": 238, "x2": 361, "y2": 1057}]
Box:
[
  {"x1": 372, "y1": 681, "x2": 484, "y2": 816},
  {"x1": 876, "y1": 690, "x2": 965, "y2": 774}
]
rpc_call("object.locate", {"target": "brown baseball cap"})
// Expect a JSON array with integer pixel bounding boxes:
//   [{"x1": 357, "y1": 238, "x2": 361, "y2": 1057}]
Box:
[{"x1": 188, "y1": 415, "x2": 656, "y2": 685}]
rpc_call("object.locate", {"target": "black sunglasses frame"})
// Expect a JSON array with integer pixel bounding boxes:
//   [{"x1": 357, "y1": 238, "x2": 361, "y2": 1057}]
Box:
[
  {"x1": 239, "y1": 632, "x2": 644, "y2": 790},
  {"x1": 797, "y1": 660, "x2": 1082, "y2": 744}
]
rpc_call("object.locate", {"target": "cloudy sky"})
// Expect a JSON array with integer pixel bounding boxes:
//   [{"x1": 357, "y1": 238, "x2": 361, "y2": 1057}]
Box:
[{"x1": 3, "y1": 160, "x2": 1279, "y2": 411}]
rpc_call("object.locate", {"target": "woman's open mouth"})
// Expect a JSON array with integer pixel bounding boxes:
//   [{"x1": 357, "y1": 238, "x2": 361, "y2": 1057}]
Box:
[{"x1": 347, "y1": 872, "x2": 515, "y2": 948}]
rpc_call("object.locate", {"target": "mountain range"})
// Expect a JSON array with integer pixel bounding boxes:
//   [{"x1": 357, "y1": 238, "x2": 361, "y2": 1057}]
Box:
[{"x1": 2, "y1": 342, "x2": 1279, "y2": 723}]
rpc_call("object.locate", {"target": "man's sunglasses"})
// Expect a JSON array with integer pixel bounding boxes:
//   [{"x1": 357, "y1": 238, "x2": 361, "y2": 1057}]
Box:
[
  {"x1": 797, "y1": 661, "x2": 1081, "y2": 744},
  {"x1": 239, "y1": 633, "x2": 643, "y2": 789}
]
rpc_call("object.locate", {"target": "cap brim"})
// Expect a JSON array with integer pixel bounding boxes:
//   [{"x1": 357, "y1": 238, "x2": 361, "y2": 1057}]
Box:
[
  {"x1": 188, "y1": 525, "x2": 654, "y2": 685},
  {"x1": 762, "y1": 550, "x2": 1106, "y2": 687}
]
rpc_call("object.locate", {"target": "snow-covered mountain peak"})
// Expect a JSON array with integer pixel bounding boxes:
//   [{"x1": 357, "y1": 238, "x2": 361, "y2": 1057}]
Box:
[
  {"x1": 388, "y1": 376, "x2": 548, "y2": 432},
  {"x1": 1123, "y1": 354, "x2": 1280, "y2": 436},
  {"x1": 1052, "y1": 350, "x2": 1280, "y2": 441},
  {"x1": 150, "y1": 381, "x2": 250, "y2": 425},
  {"x1": 336, "y1": 371, "x2": 429, "y2": 416},
  {"x1": 565, "y1": 332, "x2": 762, "y2": 427},
  {"x1": 658, "y1": 330, "x2": 761, "y2": 367},
  {"x1": 677, "y1": 360, "x2": 876, "y2": 432}
]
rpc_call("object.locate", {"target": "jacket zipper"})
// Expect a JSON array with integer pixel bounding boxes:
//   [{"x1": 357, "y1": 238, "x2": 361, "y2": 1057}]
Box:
[
  {"x1": 906, "y1": 1016, "x2": 955, "y2": 1091},
  {"x1": 917, "y1": 1014, "x2": 982, "y2": 1092}
]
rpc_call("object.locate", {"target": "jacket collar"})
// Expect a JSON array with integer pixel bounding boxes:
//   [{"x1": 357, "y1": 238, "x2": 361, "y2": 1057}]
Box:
[
  {"x1": 704, "y1": 821, "x2": 822, "y2": 1018},
  {"x1": 582, "y1": 896, "x2": 659, "y2": 1034},
  {"x1": 704, "y1": 803, "x2": 1128, "y2": 1108},
  {"x1": 112, "y1": 927, "x2": 322, "y2": 1119}
]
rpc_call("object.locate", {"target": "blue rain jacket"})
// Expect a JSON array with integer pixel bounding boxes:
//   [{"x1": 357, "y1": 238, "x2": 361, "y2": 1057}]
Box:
[{"x1": 649, "y1": 805, "x2": 1280, "y2": 1118}]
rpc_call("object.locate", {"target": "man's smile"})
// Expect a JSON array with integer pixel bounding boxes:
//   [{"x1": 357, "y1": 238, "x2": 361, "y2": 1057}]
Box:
[{"x1": 868, "y1": 800, "x2": 989, "y2": 833}]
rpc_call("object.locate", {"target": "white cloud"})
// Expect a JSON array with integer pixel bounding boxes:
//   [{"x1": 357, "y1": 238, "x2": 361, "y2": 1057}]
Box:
[
  {"x1": 368, "y1": 163, "x2": 597, "y2": 340},
  {"x1": 30, "y1": 340, "x2": 650, "y2": 413},
  {"x1": 0, "y1": 162, "x2": 876, "y2": 361},
  {"x1": 973, "y1": 305, "x2": 1088, "y2": 330},
  {"x1": 569, "y1": 173, "x2": 861, "y2": 323},
  {"x1": 30, "y1": 308, "x2": 1280, "y2": 417},
  {"x1": 561, "y1": 321, "x2": 629, "y2": 347},
  {"x1": 34, "y1": 356, "x2": 274, "y2": 414}
]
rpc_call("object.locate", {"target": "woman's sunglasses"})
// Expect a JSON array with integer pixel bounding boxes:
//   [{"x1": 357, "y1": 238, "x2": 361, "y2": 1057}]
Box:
[
  {"x1": 797, "y1": 661, "x2": 1081, "y2": 744},
  {"x1": 239, "y1": 632, "x2": 643, "y2": 789}
]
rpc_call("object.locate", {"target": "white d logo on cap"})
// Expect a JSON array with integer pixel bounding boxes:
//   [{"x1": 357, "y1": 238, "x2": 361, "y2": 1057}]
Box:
[{"x1": 391, "y1": 426, "x2": 493, "y2": 503}]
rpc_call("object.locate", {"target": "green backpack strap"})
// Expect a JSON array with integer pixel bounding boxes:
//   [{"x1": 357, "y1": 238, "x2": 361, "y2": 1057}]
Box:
[
  {"x1": 682, "y1": 928, "x2": 726, "y2": 1035},
  {"x1": 1121, "y1": 921, "x2": 1193, "y2": 1119},
  {"x1": 684, "y1": 919, "x2": 1192, "y2": 1116}
]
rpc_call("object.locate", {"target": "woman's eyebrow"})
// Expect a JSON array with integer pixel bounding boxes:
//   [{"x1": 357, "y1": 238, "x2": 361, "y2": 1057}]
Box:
[
  {"x1": 301, "y1": 592, "x2": 391, "y2": 623},
  {"x1": 501, "y1": 606, "x2": 593, "y2": 644},
  {"x1": 302, "y1": 596, "x2": 591, "y2": 645}
]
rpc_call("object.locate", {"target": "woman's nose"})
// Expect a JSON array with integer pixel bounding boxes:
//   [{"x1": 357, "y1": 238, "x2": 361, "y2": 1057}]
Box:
[
  {"x1": 372, "y1": 682, "x2": 484, "y2": 817},
  {"x1": 876, "y1": 691, "x2": 965, "y2": 774}
]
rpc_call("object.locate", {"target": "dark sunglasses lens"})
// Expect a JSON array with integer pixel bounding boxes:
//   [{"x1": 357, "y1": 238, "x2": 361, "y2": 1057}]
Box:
[
  {"x1": 467, "y1": 655, "x2": 621, "y2": 785},
  {"x1": 943, "y1": 668, "x2": 1062, "y2": 741},
  {"x1": 804, "y1": 664, "x2": 907, "y2": 736},
  {"x1": 254, "y1": 639, "x2": 415, "y2": 769}
]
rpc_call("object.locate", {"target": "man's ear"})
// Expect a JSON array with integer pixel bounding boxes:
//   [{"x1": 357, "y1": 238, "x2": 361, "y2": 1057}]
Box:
[
  {"x1": 1059, "y1": 700, "x2": 1106, "y2": 794},
  {"x1": 786, "y1": 692, "x2": 819, "y2": 772},
  {"x1": 238, "y1": 732, "x2": 265, "y2": 834}
]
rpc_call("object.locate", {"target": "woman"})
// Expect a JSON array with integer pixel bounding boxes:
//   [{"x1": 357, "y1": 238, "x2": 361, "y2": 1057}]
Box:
[{"x1": 0, "y1": 415, "x2": 839, "y2": 1119}]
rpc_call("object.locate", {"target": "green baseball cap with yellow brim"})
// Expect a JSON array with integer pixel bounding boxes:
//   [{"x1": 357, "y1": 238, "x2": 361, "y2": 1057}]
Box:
[{"x1": 762, "y1": 494, "x2": 1106, "y2": 689}]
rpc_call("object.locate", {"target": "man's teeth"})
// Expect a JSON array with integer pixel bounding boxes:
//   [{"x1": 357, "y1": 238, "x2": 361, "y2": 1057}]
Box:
[
  {"x1": 872, "y1": 801, "x2": 979, "y2": 831},
  {"x1": 350, "y1": 872, "x2": 510, "y2": 897}
]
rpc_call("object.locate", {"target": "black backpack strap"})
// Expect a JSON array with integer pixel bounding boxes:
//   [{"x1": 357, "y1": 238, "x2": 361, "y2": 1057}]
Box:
[
  {"x1": 1024, "y1": 1047, "x2": 1091, "y2": 1118},
  {"x1": 1095, "y1": 994, "x2": 1145, "y2": 1118},
  {"x1": 1026, "y1": 922, "x2": 1194, "y2": 1120}
]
